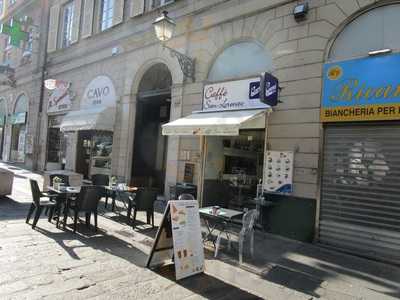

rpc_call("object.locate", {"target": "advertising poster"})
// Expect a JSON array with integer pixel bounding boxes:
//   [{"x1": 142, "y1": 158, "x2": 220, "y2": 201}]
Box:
[
  {"x1": 264, "y1": 151, "x2": 294, "y2": 194},
  {"x1": 170, "y1": 200, "x2": 204, "y2": 280}
]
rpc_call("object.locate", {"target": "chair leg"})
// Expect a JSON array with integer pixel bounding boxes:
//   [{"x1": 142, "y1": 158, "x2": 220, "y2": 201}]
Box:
[
  {"x1": 105, "y1": 195, "x2": 108, "y2": 208},
  {"x1": 250, "y1": 231, "x2": 254, "y2": 258},
  {"x1": 26, "y1": 203, "x2": 35, "y2": 224},
  {"x1": 111, "y1": 195, "x2": 116, "y2": 212},
  {"x1": 73, "y1": 210, "x2": 78, "y2": 233},
  {"x1": 48, "y1": 207, "x2": 55, "y2": 223},
  {"x1": 146, "y1": 211, "x2": 150, "y2": 225},
  {"x1": 214, "y1": 232, "x2": 222, "y2": 258},
  {"x1": 132, "y1": 209, "x2": 137, "y2": 229},
  {"x1": 32, "y1": 206, "x2": 43, "y2": 229},
  {"x1": 239, "y1": 233, "x2": 244, "y2": 265},
  {"x1": 151, "y1": 212, "x2": 154, "y2": 228},
  {"x1": 127, "y1": 201, "x2": 132, "y2": 224},
  {"x1": 94, "y1": 212, "x2": 98, "y2": 232},
  {"x1": 85, "y1": 213, "x2": 90, "y2": 227}
]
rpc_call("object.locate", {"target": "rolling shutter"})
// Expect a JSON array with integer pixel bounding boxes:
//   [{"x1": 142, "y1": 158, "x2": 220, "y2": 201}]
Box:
[
  {"x1": 70, "y1": 0, "x2": 82, "y2": 44},
  {"x1": 81, "y1": 0, "x2": 95, "y2": 39},
  {"x1": 47, "y1": 4, "x2": 60, "y2": 53},
  {"x1": 130, "y1": 0, "x2": 145, "y2": 18},
  {"x1": 112, "y1": 0, "x2": 125, "y2": 26},
  {"x1": 320, "y1": 124, "x2": 400, "y2": 264}
]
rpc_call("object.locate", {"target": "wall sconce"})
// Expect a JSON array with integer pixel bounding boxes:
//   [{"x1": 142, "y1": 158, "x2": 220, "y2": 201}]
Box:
[
  {"x1": 153, "y1": 11, "x2": 195, "y2": 82},
  {"x1": 293, "y1": 2, "x2": 309, "y2": 22}
]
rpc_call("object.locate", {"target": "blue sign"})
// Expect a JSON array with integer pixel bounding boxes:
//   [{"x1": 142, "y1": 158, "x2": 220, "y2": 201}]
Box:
[
  {"x1": 249, "y1": 73, "x2": 279, "y2": 106},
  {"x1": 322, "y1": 53, "x2": 400, "y2": 122}
]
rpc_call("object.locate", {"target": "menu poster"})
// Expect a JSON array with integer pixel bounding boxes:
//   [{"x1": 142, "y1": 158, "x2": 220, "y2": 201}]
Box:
[
  {"x1": 263, "y1": 151, "x2": 294, "y2": 194},
  {"x1": 170, "y1": 200, "x2": 204, "y2": 280}
]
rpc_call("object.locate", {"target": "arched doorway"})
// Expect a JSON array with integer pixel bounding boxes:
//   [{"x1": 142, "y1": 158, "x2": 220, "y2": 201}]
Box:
[
  {"x1": 0, "y1": 98, "x2": 6, "y2": 159},
  {"x1": 131, "y1": 63, "x2": 172, "y2": 193},
  {"x1": 10, "y1": 94, "x2": 28, "y2": 162},
  {"x1": 319, "y1": 4, "x2": 400, "y2": 264}
]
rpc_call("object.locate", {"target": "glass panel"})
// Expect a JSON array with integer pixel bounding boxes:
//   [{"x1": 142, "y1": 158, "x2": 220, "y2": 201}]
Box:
[
  {"x1": 101, "y1": 0, "x2": 114, "y2": 31},
  {"x1": 62, "y1": 2, "x2": 74, "y2": 48},
  {"x1": 91, "y1": 133, "x2": 113, "y2": 169},
  {"x1": 208, "y1": 42, "x2": 273, "y2": 82},
  {"x1": 329, "y1": 4, "x2": 400, "y2": 61},
  {"x1": 47, "y1": 128, "x2": 61, "y2": 163}
]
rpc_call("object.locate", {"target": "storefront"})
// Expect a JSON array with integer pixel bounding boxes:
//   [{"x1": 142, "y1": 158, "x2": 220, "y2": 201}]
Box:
[
  {"x1": 9, "y1": 94, "x2": 28, "y2": 163},
  {"x1": 0, "y1": 98, "x2": 6, "y2": 159},
  {"x1": 60, "y1": 75, "x2": 116, "y2": 179},
  {"x1": 319, "y1": 4, "x2": 400, "y2": 264}
]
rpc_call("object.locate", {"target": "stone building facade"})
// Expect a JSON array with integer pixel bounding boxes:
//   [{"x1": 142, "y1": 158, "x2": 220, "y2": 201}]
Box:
[{"x1": 1, "y1": 0, "x2": 399, "y2": 263}]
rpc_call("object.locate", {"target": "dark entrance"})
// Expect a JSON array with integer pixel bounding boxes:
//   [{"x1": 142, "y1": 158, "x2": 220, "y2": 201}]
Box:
[{"x1": 131, "y1": 63, "x2": 172, "y2": 193}]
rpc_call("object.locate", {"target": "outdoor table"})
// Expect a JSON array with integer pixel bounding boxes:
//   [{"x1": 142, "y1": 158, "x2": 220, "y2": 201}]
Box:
[
  {"x1": 48, "y1": 186, "x2": 81, "y2": 229},
  {"x1": 199, "y1": 206, "x2": 244, "y2": 257},
  {"x1": 105, "y1": 185, "x2": 138, "y2": 211}
]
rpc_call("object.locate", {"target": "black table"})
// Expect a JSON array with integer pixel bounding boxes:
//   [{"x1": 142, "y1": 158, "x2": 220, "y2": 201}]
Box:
[
  {"x1": 199, "y1": 207, "x2": 244, "y2": 257},
  {"x1": 48, "y1": 186, "x2": 81, "y2": 229}
]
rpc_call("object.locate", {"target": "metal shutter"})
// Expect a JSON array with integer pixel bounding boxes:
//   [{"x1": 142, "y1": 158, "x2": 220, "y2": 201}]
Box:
[{"x1": 320, "y1": 124, "x2": 400, "y2": 264}]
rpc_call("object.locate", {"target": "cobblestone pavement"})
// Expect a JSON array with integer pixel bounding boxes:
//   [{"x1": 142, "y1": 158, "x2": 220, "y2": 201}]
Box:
[{"x1": 1, "y1": 162, "x2": 399, "y2": 300}]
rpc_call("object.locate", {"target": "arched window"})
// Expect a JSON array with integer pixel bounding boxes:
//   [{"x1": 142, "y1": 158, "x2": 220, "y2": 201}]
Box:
[
  {"x1": 208, "y1": 41, "x2": 273, "y2": 82},
  {"x1": 329, "y1": 4, "x2": 400, "y2": 61},
  {"x1": 14, "y1": 94, "x2": 28, "y2": 113}
]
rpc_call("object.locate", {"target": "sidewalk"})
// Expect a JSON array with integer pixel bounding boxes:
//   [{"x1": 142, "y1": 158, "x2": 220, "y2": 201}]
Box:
[{"x1": 0, "y1": 162, "x2": 399, "y2": 299}]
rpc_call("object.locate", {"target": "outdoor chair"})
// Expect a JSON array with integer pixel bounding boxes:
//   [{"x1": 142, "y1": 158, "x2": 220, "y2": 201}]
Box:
[
  {"x1": 224, "y1": 209, "x2": 259, "y2": 264},
  {"x1": 69, "y1": 185, "x2": 101, "y2": 233},
  {"x1": 26, "y1": 179, "x2": 57, "y2": 229},
  {"x1": 128, "y1": 189, "x2": 157, "y2": 229},
  {"x1": 116, "y1": 190, "x2": 135, "y2": 224},
  {"x1": 91, "y1": 174, "x2": 112, "y2": 208},
  {"x1": 178, "y1": 193, "x2": 195, "y2": 200}
]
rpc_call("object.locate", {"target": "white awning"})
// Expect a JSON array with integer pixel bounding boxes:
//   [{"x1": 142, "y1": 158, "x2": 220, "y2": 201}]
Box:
[
  {"x1": 60, "y1": 106, "x2": 115, "y2": 132},
  {"x1": 162, "y1": 109, "x2": 269, "y2": 136}
]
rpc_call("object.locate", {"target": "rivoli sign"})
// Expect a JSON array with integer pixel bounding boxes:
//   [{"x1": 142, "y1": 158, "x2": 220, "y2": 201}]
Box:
[
  {"x1": 81, "y1": 76, "x2": 116, "y2": 109},
  {"x1": 47, "y1": 81, "x2": 73, "y2": 113},
  {"x1": 203, "y1": 77, "x2": 271, "y2": 112},
  {"x1": 321, "y1": 53, "x2": 400, "y2": 122}
]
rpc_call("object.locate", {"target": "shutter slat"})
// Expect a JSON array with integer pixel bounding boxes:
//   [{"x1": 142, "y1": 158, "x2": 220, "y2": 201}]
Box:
[
  {"x1": 47, "y1": 5, "x2": 60, "y2": 53},
  {"x1": 130, "y1": 0, "x2": 145, "y2": 18},
  {"x1": 112, "y1": 0, "x2": 125, "y2": 26},
  {"x1": 81, "y1": 0, "x2": 95, "y2": 39}
]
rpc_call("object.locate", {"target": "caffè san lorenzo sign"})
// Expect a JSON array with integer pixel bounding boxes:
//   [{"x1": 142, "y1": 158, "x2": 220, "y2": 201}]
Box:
[{"x1": 81, "y1": 76, "x2": 116, "y2": 109}]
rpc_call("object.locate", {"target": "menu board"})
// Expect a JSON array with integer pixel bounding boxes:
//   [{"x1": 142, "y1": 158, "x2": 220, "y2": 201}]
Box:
[
  {"x1": 147, "y1": 200, "x2": 204, "y2": 281},
  {"x1": 263, "y1": 151, "x2": 294, "y2": 194},
  {"x1": 170, "y1": 200, "x2": 204, "y2": 280}
]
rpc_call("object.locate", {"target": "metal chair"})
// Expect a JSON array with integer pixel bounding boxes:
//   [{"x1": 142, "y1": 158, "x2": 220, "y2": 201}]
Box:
[
  {"x1": 69, "y1": 186, "x2": 101, "y2": 233},
  {"x1": 26, "y1": 179, "x2": 57, "y2": 229},
  {"x1": 91, "y1": 174, "x2": 112, "y2": 208},
  {"x1": 178, "y1": 193, "x2": 195, "y2": 200}
]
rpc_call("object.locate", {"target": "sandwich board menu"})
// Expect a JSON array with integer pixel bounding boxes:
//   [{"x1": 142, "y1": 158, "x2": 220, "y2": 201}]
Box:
[{"x1": 146, "y1": 200, "x2": 204, "y2": 280}]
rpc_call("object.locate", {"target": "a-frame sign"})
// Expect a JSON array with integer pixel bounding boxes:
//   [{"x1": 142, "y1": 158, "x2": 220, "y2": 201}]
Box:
[{"x1": 146, "y1": 200, "x2": 204, "y2": 281}]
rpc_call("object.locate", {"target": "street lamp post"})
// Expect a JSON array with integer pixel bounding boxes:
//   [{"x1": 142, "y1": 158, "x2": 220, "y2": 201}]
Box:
[{"x1": 153, "y1": 11, "x2": 195, "y2": 82}]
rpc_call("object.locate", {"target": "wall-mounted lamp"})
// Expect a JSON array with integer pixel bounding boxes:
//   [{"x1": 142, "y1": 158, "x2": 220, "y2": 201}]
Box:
[
  {"x1": 293, "y1": 2, "x2": 309, "y2": 22},
  {"x1": 153, "y1": 11, "x2": 195, "y2": 82}
]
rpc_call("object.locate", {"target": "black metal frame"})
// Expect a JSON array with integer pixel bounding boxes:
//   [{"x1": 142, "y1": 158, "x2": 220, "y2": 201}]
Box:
[{"x1": 163, "y1": 45, "x2": 195, "y2": 82}]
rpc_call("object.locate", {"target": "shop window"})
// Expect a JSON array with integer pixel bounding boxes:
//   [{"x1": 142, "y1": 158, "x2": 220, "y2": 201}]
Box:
[
  {"x1": 47, "y1": 128, "x2": 62, "y2": 163},
  {"x1": 61, "y1": 1, "x2": 74, "y2": 48},
  {"x1": 329, "y1": 4, "x2": 400, "y2": 61},
  {"x1": 208, "y1": 42, "x2": 273, "y2": 82},
  {"x1": 100, "y1": 0, "x2": 114, "y2": 31}
]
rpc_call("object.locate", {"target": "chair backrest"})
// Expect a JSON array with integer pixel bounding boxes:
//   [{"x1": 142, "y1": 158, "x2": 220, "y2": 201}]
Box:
[
  {"x1": 91, "y1": 174, "x2": 109, "y2": 186},
  {"x1": 76, "y1": 185, "x2": 101, "y2": 212},
  {"x1": 29, "y1": 179, "x2": 42, "y2": 206},
  {"x1": 178, "y1": 193, "x2": 195, "y2": 200},
  {"x1": 134, "y1": 189, "x2": 157, "y2": 211},
  {"x1": 49, "y1": 174, "x2": 69, "y2": 186},
  {"x1": 240, "y1": 209, "x2": 259, "y2": 235}
]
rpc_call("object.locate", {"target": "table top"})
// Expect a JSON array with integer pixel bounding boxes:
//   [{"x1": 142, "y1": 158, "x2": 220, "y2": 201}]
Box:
[
  {"x1": 105, "y1": 185, "x2": 138, "y2": 192},
  {"x1": 199, "y1": 207, "x2": 244, "y2": 220},
  {"x1": 48, "y1": 186, "x2": 81, "y2": 194}
]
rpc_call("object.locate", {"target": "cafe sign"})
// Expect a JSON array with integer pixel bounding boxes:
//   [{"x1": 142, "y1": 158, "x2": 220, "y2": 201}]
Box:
[
  {"x1": 47, "y1": 81, "x2": 73, "y2": 114},
  {"x1": 81, "y1": 76, "x2": 116, "y2": 109},
  {"x1": 321, "y1": 54, "x2": 400, "y2": 122},
  {"x1": 203, "y1": 77, "x2": 270, "y2": 112}
]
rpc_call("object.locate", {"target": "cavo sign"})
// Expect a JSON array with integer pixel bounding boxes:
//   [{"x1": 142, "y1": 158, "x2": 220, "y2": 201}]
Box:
[{"x1": 82, "y1": 76, "x2": 116, "y2": 108}]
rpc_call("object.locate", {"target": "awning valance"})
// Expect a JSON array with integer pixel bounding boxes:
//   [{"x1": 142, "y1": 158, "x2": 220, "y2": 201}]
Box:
[
  {"x1": 60, "y1": 106, "x2": 115, "y2": 132},
  {"x1": 162, "y1": 109, "x2": 270, "y2": 136}
]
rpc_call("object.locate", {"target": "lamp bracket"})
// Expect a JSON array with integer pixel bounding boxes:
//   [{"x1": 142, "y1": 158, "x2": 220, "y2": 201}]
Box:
[{"x1": 163, "y1": 45, "x2": 195, "y2": 82}]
